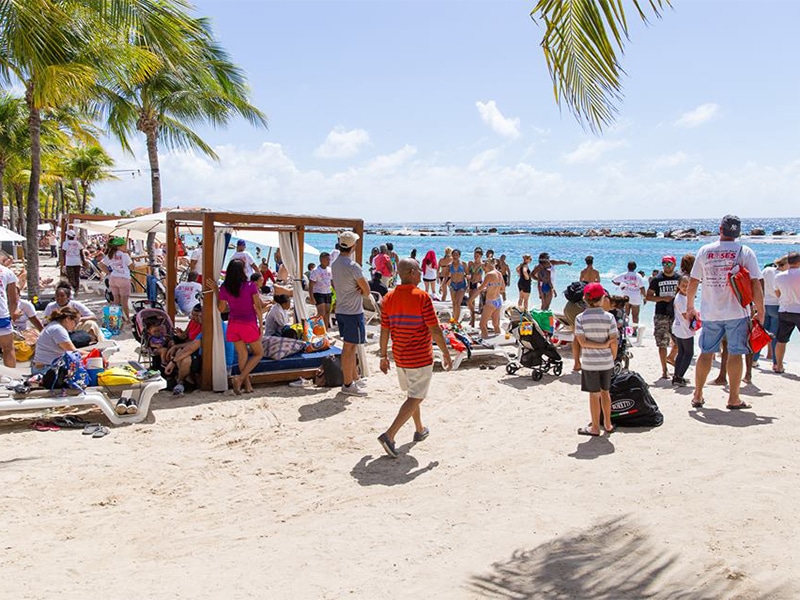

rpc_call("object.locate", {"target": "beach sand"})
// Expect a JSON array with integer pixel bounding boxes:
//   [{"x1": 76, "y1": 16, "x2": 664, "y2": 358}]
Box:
[{"x1": 2, "y1": 263, "x2": 799, "y2": 597}]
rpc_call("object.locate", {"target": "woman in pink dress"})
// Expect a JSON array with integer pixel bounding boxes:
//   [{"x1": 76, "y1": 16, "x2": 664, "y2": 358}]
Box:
[{"x1": 207, "y1": 259, "x2": 265, "y2": 394}]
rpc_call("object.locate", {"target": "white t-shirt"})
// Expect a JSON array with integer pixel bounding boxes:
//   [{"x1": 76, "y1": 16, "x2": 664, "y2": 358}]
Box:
[
  {"x1": 672, "y1": 293, "x2": 694, "y2": 339},
  {"x1": 175, "y1": 281, "x2": 203, "y2": 314},
  {"x1": 14, "y1": 299, "x2": 37, "y2": 331},
  {"x1": 264, "y1": 303, "x2": 289, "y2": 337},
  {"x1": 189, "y1": 247, "x2": 203, "y2": 276},
  {"x1": 762, "y1": 265, "x2": 780, "y2": 306},
  {"x1": 0, "y1": 266, "x2": 19, "y2": 320},
  {"x1": 231, "y1": 250, "x2": 257, "y2": 277},
  {"x1": 101, "y1": 251, "x2": 132, "y2": 279},
  {"x1": 774, "y1": 268, "x2": 800, "y2": 313},
  {"x1": 309, "y1": 266, "x2": 332, "y2": 294},
  {"x1": 44, "y1": 299, "x2": 94, "y2": 319},
  {"x1": 690, "y1": 240, "x2": 761, "y2": 321},
  {"x1": 62, "y1": 239, "x2": 84, "y2": 267},
  {"x1": 611, "y1": 271, "x2": 646, "y2": 305}
]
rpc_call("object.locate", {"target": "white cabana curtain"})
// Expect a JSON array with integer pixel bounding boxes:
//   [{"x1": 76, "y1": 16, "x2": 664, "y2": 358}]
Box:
[
  {"x1": 212, "y1": 228, "x2": 233, "y2": 391},
  {"x1": 279, "y1": 231, "x2": 308, "y2": 322}
]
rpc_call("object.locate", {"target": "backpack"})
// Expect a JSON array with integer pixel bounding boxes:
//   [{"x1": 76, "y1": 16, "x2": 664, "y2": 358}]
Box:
[
  {"x1": 728, "y1": 249, "x2": 753, "y2": 307},
  {"x1": 69, "y1": 330, "x2": 93, "y2": 348},
  {"x1": 564, "y1": 281, "x2": 586, "y2": 304},
  {"x1": 42, "y1": 351, "x2": 90, "y2": 391},
  {"x1": 314, "y1": 355, "x2": 344, "y2": 388},
  {"x1": 608, "y1": 371, "x2": 664, "y2": 427}
]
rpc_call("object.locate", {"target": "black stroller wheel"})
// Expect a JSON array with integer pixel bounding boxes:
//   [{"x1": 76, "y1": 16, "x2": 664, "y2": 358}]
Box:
[
  {"x1": 506, "y1": 363, "x2": 519, "y2": 375},
  {"x1": 613, "y1": 361, "x2": 623, "y2": 375},
  {"x1": 553, "y1": 363, "x2": 563, "y2": 376},
  {"x1": 532, "y1": 370, "x2": 543, "y2": 381}
]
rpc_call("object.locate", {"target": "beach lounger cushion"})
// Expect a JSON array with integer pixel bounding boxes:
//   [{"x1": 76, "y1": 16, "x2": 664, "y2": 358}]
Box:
[
  {"x1": 263, "y1": 336, "x2": 307, "y2": 360},
  {"x1": 233, "y1": 346, "x2": 342, "y2": 375}
]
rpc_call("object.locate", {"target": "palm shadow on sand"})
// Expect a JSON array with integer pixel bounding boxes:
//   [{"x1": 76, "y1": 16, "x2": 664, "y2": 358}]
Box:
[
  {"x1": 351, "y1": 444, "x2": 439, "y2": 486},
  {"x1": 468, "y1": 516, "x2": 792, "y2": 599}
]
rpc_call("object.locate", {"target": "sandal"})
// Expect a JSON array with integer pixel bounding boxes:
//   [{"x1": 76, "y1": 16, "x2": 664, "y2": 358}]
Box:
[
  {"x1": 577, "y1": 426, "x2": 600, "y2": 437},
  {"x1": 726, "y1": 401, "x2": 752, "y2": 410},
  {"x1": 691, "y1": 399, "x2": 705, "y2": 408}
]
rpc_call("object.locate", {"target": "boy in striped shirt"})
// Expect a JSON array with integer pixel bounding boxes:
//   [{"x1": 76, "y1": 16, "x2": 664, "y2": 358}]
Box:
[
  {"x1": 378, "y1": 259, "x2": 452, "y2": 458},
  {"x1": 574, "y1": 282, "x2": 618, "y2": 436}
]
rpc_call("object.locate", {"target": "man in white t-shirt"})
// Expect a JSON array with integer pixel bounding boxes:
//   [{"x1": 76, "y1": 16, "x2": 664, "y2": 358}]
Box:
[
  {"x1": 188, "y1": 241, "x2": 203, "y2": 277},
  {"x1": 61, "y1": 229, "x2": 85, "y2": 296},
  {"x1": 612, "y1": 261, "x2": 647, "y2": 327},
  {"x1": 755, "y1": 255, "x2": 788, "y2": 365},
  {"x1": 14, "y1": 296, "x2": 43, "y2": 332},
  {"x1": 773, "y1": 252, "x2": 800, "y2": 374},
  {"x1": 230, "y1": 240, "x2": 257, "y2": 278},
  {"x1": 175, "y1": 273, "x2": 203, "y2": 315},
  {"x1": 0, "y1": 264, "x2": 19, "y2": 366},
  {"x1": 308, "y1": 252, "x2": 333, "y2": 329},
  {"x1": 686, "y1": 215, "x2": 764, "y2": 410}
]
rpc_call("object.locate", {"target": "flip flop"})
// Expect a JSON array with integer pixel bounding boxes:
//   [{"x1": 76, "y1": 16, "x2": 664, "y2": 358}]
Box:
[
  {"x1": 727, "y1": 402, "x2": 752, "y2": 410},
  {"x1": 92, "y1": 426, "x2": 110, "y2": 438},
  {"x1": 577, "y1": 426, "x2": 600, "y2": 437},
  {"x1": 691, "y1": 399, "x2": 705, "y2": 408},
  {"x1": 604, "y1": 425, "x2": 616, "y2": 434},
  {"x1": 52, "y1": 416, "x2": 88, "y2": 429},
  {"x1": 32, "y1": 420, "x2": 60, "y2": 432},
  {"x1": 82, "y1": 423, "x2": 103, "y2": 435}
]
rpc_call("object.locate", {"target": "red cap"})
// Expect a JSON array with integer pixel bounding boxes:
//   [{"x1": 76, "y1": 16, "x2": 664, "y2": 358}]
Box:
[
  {"x1": 583, "y1": 282, "x2": 607, "y2": 301},
  {"x1": 661, "y1": 255, "x2": 676, "y2": 265}
]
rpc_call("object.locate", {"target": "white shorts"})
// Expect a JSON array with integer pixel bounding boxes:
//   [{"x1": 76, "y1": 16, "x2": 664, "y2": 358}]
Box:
[
  {"x1": 0, "y1": 326, "x2": 12, "y2": 338},
  {"x1": 397, "y1": 364, "x2": 433, "y2": 399}
]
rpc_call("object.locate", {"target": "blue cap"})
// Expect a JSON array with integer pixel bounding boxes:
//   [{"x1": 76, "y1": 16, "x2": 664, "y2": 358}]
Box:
[{"x1": 236, "y1": 239, "x2": 246, "y2": 247}]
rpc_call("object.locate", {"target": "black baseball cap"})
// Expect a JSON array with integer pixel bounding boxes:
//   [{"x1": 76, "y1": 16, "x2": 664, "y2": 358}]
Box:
[{"x1": 721, "y1": 215, "x2": 741, "y2": 238}]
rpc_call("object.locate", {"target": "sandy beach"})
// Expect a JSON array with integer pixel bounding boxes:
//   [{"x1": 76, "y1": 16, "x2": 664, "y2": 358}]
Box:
[{"x1": 2, "y1": 286, "x2": 799, "y2": 599}]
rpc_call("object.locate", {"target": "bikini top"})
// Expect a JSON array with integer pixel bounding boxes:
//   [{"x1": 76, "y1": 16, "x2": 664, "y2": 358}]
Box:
[{"x1": 450, "y1": 262, "x2": 465, "y2": 275}]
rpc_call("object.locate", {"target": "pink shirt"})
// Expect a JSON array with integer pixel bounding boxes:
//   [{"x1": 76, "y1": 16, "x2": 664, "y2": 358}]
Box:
[{"x1": 219, "y1": 281, "x2": 258, "y2": 323}]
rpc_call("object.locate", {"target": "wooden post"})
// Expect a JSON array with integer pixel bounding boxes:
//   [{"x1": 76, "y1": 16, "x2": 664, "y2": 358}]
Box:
[
  {"x1": 201, "y1": 212, "x2": 216, "y2": 391},
  {"x1": 165, "y1": 215, "x2": 177, "y2": 323}
]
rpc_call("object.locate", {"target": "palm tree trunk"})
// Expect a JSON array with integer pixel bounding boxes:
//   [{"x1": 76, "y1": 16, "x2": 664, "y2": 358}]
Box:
[
  {"x1": 25, "y1": 80, "x2": 41, "y2": 297},
  {"x1": 15, "y1": 185, "x2": 24, "y2": 234},
  {"x1": 0, "y1": 162, "x2": 5, "y2": 228},
  {"x1": 81, "y1": 183, "x2": 88, "y2": 214},
  {"x1": 71, "y1": 178, "x2": 80, "y2": 211},
  {"x1": 6, "y1": 183, "x2": 12, "y2": 230},
  {"x1": 145, "y1": 127, "x2": 162, "y2": 263}
]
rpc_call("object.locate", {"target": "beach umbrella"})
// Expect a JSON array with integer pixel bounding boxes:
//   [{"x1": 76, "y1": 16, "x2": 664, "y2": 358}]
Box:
[
  {"x1": 0, "y1": 226, "x2": 26, "y2": 242},
  {"x1": 233, "y1": 229, "x2": 320, "y2": 256},
  {"x1": 112, "y1": 211, "x2": 203, "y2": 238}
]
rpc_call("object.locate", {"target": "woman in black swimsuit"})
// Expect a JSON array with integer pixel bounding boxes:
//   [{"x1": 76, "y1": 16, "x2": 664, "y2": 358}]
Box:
[{"x1": 516, "y1": 254, "x2": 532, "y2": 311}]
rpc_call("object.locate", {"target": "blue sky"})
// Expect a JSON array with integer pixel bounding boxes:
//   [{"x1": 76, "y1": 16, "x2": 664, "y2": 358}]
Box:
[{"x1": 95, "y1": 0, "x2": 800, "y2": 222}]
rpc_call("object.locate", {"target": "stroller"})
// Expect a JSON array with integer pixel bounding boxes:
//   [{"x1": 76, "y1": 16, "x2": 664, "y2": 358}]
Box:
[
  {"x1": 505, "y1": 315, "x2": 563, "y2": 381},
  {"x1": 610, "y1": 307, "x2": 633, "y2": 375},
  {"x1": 133, "y1": 307, "x2": 174, "y2": 367}
]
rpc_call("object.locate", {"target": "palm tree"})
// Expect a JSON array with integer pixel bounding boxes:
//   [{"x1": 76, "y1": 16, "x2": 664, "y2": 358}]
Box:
[
  {"x1": 0, "y1": 93, "x2": 28, "y2": 228},
  {"x1": 530, "y1": 0, "x2": 671, "y2": 133},
  {"x1": 0, "y1": 0, "x2": 199, "y2": 296},
  {"x1": 102, "y1": 16, "x2": 267, "y2": 259},
  {"x1": 62, "y1": 144, "x2": 117, "y2": 213}
]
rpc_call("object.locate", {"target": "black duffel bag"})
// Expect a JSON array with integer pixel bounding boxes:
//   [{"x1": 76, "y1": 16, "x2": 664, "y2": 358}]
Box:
[{"x1": 608, "y1": 370, "x2": 664, "y2": 427}]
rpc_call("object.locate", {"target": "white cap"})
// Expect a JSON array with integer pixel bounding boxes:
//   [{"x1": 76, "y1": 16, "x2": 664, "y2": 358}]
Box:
[
  {"x1": 66, "y1": 228, "x2": 76, "y2": 236},
  {"x1": 338, "y1": 231, "x2": 360, "y2": 250}
]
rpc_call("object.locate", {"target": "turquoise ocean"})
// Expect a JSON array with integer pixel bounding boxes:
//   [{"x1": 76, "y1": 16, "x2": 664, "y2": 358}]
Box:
[{"x1": 302, "y1": 217, "x2": 800, "y2": 319}]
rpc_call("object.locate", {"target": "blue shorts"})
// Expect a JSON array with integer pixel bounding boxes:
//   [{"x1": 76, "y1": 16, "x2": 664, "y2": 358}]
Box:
[
  {"x1": 336, "y1": 312, "x2": 366, "y2": 344},
  {"x1": 450, "y1": 280, "x2": 467, "y2": 292},
  {"x1": 699, "y1": 317, "x2": 750, "y2": 355}
]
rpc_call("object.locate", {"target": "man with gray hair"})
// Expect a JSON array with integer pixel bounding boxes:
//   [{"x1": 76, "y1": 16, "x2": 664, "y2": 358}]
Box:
[
  {"x1": 686, "y1": 215, "x2": 764, "y2": 409},
  {"x1": 377, "y1": 258, "x2": 452, "y2": 458},
  {"x1": 331, "y1": 231, "x2": 370, "y2": 397}
]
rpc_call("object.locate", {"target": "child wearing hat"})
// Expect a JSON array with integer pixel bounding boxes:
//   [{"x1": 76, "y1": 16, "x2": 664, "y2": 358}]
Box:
[
  {"x1": 231, "y1": 239, "x2": 258, "y2": 278},
  {"x1": 574, "y1": 282, "x2": 618, "y2": 436}
]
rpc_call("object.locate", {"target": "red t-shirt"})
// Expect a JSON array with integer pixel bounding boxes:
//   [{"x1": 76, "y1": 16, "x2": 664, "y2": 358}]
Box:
[
  {"x1": 186, "y1": 319, "x2": 202, "y2": 341},
  {"x1": 381, "y1": 284, "x2": 438, "y2": 369},
  {"x1": 373, "y1": 253, "x2": 392, "y2": 277}
]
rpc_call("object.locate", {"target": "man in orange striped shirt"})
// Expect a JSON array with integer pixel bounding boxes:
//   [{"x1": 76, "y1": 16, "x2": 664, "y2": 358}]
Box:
[{"x1": 377, "y1": 259, "x2": 452, "y2": 458}]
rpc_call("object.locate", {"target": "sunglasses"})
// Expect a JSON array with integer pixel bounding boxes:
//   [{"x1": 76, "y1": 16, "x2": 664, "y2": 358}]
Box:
[{"x1": 662, "y1": 261, "x2": 674, "y2": 266}]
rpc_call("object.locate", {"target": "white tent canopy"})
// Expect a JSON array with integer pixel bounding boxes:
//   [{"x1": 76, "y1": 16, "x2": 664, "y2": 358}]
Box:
[
  {"x1": 0, "y1": 226, "x2": 25, "y2": 242},
  {"x1": 232, "y1": 229, "x2": 320, "y2": 256}
]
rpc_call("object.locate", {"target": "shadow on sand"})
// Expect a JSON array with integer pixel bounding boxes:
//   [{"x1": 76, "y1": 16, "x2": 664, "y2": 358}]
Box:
[
  {"x1": 351, "y1": 443, "x2": 439, "y2": 486},
  {"x1": 468, "y1": 516, "x2": 791, "y2": 599},
  {"x1": 688, "y1": 407, "x2": 776, "y2": 428}
]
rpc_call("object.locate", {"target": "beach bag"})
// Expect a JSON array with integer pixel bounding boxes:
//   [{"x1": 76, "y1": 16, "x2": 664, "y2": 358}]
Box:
[
  {"x1": 97, "y1": 366, "x2": 139, "y2": 387},
  {"x1": 307, "y1": 315, "x2": 326, "y2": 337},
  {"x1": 608, "y1": 371, "x2": 664, "y2": 428},
  {"x1": 69, "y1": 330, "x2": 93, "y2": 348},
  {"x1": 748, "y1": 319, "x2": 772, "y2": 354},
  {"x1": 728, "y1": 249, "x2": 753, "y2": 307},
  {"x1": 305, "y1": 335, "x2": 331, "y2": 353},
  {"x1": 42, "y1": 351, "x2": 89, "y2": 391},
  {"x1": 102, "y1": 305, "x2": 123, "y2": 336},
  {"x1": 530, "y1": 309, "x2": 554, "y2": 333},
  {"x1": 564, "y1": 281, "x2": 586, "y2": 304},
  {"x1": 262, "y1": 336, "x2": 306, "y2": 360},
  {"x1": 14, "y1": 339, "x2": 34, "y2": 362},
  {"x1": 314, "y1": 355, "x2": 343, "y2": 388}
]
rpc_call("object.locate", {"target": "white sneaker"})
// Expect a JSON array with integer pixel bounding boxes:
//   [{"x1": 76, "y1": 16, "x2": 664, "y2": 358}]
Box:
[
  {"x1": 355, "y1": 378, "x2": 368, "y2": 388},
  {"x1": 341, "y1": 383, "x2": 367, "y2": 397},
  {"x1": 288, "y1": 378, "x2": 313, "y2": 388}
]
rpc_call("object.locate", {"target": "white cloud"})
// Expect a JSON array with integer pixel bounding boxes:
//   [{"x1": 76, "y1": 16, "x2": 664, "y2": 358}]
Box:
[
  {"x1": 652, "y1": 152, "x2": 688, "y2": 168},
  {"x1": 476, "y1": 100, "x2": 521, "y2": 139},
  {"x1": 675, "y1": 103, "x2": 720, "y2": 128},
  {"x1": 563, "y1": 139, "x2": 626, "y2": 164},
  {"x1": 469, "y1": 149, "x2": 499, "y2": 171},
  {"x1": 313, "y1": 126, "x2": 370, "y2": 159}
]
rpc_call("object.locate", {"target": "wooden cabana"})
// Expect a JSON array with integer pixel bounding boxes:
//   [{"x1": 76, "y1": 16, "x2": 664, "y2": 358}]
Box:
[{"x1": 165, "y1": 210, "x2": 364, "y2": 391}]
